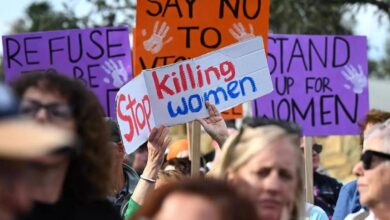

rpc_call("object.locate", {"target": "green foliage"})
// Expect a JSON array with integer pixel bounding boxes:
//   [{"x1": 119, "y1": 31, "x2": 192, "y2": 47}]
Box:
[
  {"x1": 10, "y1": 1, "x2": 79, "y2": 33},
  {"x1": 270, "y1": 0, "x2": 354, "y2": 34},
  {"x1": 378, "y1": 37, "x2": 390, "y2": 78},
  {"x1": 63, "y1": 0, "x2": 136, "y2": 29}
]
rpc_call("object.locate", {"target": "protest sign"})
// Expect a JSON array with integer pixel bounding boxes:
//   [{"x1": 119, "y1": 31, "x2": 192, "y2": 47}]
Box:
[
  {"x1": 117, "y1": 75, "x2": 155, "y2": 152},
  {"x1": 134, "y1": 0, "x2": 270, "y2": 119},
  {"x1": 253, "y1": 34, "x2": 369, "y2": 136},
  {"x1": 118, "y1": 36, "x2": 273, "y2": 152},
  {"x1": 2, "y1": 26, "x2": 132, "y2": 118}
]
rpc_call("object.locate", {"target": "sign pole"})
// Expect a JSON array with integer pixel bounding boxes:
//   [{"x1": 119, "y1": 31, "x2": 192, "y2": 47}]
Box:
[
  {"x1": 304, "y1": 136, "x2": 314, "y2": 203},
  {"x1": 189, "y1": 121, "x2": 201, "y2": 177},
  {"x1": 186, "y1": 122, "x2": 192, "y2": 150}
]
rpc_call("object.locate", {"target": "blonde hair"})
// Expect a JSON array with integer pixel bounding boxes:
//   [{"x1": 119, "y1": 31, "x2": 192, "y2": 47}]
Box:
[{"x1": 209, "y1": 125, "x2": 304, "y2": 220}]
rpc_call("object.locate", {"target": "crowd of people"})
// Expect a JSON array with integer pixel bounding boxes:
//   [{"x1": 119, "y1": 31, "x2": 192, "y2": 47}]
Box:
[{"x1": 1, "y1": 70, "x2": 390, "y2": 220}]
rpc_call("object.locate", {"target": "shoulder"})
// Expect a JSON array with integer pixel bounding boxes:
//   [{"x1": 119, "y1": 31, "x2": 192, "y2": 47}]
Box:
[
  {"x1": 123, "y1": 163, "x2": 139, "y2": 180},
  {"x1": 306, "y1": 203, "x2": 329, "y2": 220},
  {"x1": 123, "y1": 163, "x2": 140, "y2": 191},
  {"x1": 345, "y1": 209, "x2": 371, "y2": 220},
  {"x1": 341, "y1": 180, "x2": 358, "y2": 191}
]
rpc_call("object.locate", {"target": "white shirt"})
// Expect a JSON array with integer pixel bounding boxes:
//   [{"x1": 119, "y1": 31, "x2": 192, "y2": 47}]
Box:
[
  {"x1": 345, "y1": 209, "x2": 376, "y2": 220},
  {"x1": 305, "y1": 203, "x2": 329, "y2": 220}
]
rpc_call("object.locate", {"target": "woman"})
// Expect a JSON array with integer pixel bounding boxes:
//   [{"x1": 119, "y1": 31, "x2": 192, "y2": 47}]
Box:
[
  {"x1": 14, "y1": 70, "x2": 121, "y2": 220},
  {"x1": 200, "y1": 103, "x2": 305, "y2": 220}
]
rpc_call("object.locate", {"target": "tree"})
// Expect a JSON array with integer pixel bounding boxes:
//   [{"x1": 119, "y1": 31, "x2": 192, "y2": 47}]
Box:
[
  {"x1": 378, "y1": 37, "x2": 390, "y2": 78},
  {"x1": 10, "y1": 1, "x2": 79, "y2": 33},
  {"x1": 270, "y1": 0, "x2": 353, "y2": 34},
  {"x1": 62, "y1": 0, "x2": 136, "y2": 30}
]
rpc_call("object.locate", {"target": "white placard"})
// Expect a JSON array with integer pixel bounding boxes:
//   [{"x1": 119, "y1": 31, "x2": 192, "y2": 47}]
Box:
[{"x1": 117, "y1": 37, "x2": 273, "y2": 153}]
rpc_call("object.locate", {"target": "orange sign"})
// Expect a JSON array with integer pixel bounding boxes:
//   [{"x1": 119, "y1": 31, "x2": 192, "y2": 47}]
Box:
[{"x1": 134, "y1": 0, "x2": 270, "y2": 119}]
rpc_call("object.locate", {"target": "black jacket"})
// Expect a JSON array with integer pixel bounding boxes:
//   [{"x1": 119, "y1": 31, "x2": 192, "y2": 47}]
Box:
[
  {"x1": 18, "y1": 197, "x2": 121, "y2": 220},
  {"x1": 313, "y1": 171, "x2": 342, "y2": 217}
]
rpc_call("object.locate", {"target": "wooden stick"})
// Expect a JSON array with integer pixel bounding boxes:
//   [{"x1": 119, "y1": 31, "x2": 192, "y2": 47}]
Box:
[
  {"x1": 190, "y1": 121, "x2": 201, "y2": 177},
  {"x1": 186, "y1": 122, "x2": 192, "y2": 155},
  {"x1": 304, "y1": 136, "x2": 314, "y2": 203}
]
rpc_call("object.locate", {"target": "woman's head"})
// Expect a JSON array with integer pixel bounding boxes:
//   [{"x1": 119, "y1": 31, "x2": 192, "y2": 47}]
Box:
[
  {"x1": 132, "y1": 178, "x2": 258, "y2": 220},
  {"x1": 13, "y1": 70, "x2": 113, "y2": 201},
  {"x1": 210, "y1": 125, "x2": 304, "y2": 220}
]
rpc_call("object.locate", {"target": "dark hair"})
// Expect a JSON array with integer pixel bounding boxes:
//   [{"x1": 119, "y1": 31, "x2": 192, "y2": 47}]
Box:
[
  {"x1": 136, "y1": 142, "x2": 148, "y2": 153},
  {"x1": 13, "y1": 70, "x2": 113, "y2": 201},
  {"x1": 132, "y1": 178, "x2": 258, "y2": 220},
  {"x1": 162, "y1": 158, "x2": 191, "y2": 176}
]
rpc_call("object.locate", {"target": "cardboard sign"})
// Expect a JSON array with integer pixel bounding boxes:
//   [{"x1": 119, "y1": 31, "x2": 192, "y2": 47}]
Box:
[
  {"x1": 2, "y1": 26, "x2": 132, "y2": 118},
  {"x1": 253, "y1": 34, "x2": 369, "y2": 136},
  {"x1": 118, "y1": 37, "x2": 273, "y2": 153},
  {"x1": 134, "y1": 0, "x2": 270, "y2": 119}
]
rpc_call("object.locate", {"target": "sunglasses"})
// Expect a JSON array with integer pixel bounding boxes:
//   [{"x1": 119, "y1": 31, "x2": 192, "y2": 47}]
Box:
[
  {"x1": 312, "y1": 144, "x2": 322, "y2": 154},
  {"x1": 360, "y1": 150, "x2": 390, "y2": 170},
  {"x1": 20, "y1": 99, "x2": 73, "y2": 122}
]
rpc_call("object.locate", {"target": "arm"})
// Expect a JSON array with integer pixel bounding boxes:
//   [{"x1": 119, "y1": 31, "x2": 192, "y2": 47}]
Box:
[
  {"x1": 124, "y1": 126, "x2": 171, "y2": 219},
  {"x1": 197, "y1": 101, "x2": 229, "y2": 147}
]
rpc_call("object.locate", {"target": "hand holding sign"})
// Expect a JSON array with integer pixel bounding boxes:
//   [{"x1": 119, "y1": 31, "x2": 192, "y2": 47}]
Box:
[
  {"x1": 143, "y1": 21, "x2": 173, "y2": 54},
  {"x1": 341, "y1": 64, "x2": 367, "y2": 94},
  {"x1": 118, "y1": 37, "x2": 273, "y2": 151},
  {"x1": 229, "y1": 22, "x2": 255, "y2": 42},
  {"x1": 101, "y1": 59, "x2": 128, "y2": 88},
  {"x1": 197, "y1": 102, "x2": 229, "y2": 147}
]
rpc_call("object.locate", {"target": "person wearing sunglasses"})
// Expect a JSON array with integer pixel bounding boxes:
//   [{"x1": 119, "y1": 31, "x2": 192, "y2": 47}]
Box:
[
  {"x1": 200, "y1": 103, "x2": 304, "y2": 220},
  {"x1": 105, "y1": 118, "x2": 139, "y2": 217},
  {"x1": 304, "y1": 142, "x2": 342, "y2": 218},
  {"x1": 333, "y1": 109, "x2": 390, "y2": 220},
  {"x1": 0, "y1": 83, "x2": 74, "y2": 220},
  {"x1": 13, "y1": 70, "x2": 121, "y2": 220},
  {"x1": 345, "y1": 119, "x2": 390, "y2": 220}
]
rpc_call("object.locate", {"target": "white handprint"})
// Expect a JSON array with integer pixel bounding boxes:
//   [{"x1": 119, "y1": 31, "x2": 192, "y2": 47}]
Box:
[
  {"x1": 101, "y1": 59, "x2": 128, "y2": 88},
  {"x1": 229, "y1": 22, "x2": 255, "y2": 42},
  {"x1": 341, "y1": 64, "x2": 367, "y2": 94},
  {"x1": 143, "y1": 21, "x2": 173, "y2": 54}
]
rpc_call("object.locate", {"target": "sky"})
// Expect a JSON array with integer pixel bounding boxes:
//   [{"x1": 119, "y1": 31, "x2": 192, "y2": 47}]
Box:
[
  {"x1": 0, "y1": 1, "x2": 389, "y2": 60},
  {"x1": 347, "y1": 4, "x2": 390, "y2": 60}
]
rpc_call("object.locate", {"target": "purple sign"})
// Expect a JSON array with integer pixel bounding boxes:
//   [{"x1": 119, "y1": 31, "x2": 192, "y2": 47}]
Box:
[
  {"x1": 253, "y1": 34, "x2": 369, "y2": 136},
  {"x1": 2, "y1": 26, "x2": 132, "y2": 118}
]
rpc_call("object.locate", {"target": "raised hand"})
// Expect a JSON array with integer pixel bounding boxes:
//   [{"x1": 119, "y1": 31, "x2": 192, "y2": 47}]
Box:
[
  {"x1": 129, "y1": 126, "x2": 171, "y2": 207},
  {"x1": 143, "y1": 21, "x2": 173, "y2": 54},
  {"x1": 101, "y1": 59, "x2": 128, "y2": 88},
  {"x1": 229, "y1": 22, "x2": 255, "y2": 42},
  {"x1": 197, "y1": 102, "x2": 228, "y2": 147},
  {"x1": 341, "y1": 64, "x2": 367, "y2": 94},
  {"x1": 147, "y1": 126, "x2": 171, "y2": 168}
]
